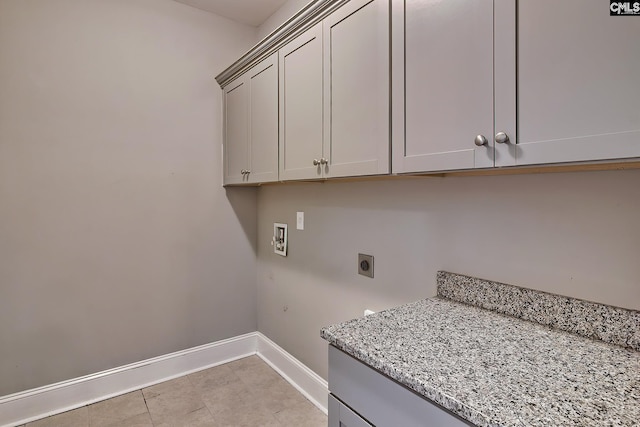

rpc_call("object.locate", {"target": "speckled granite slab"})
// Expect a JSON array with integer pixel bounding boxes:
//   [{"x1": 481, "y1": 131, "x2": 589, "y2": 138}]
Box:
[
  {"x1": 321, "y1": 298, "x2": 640, "y2": 427},
  {"x1": 437, "y1": 271, "x2": 640, "y2": 351}
]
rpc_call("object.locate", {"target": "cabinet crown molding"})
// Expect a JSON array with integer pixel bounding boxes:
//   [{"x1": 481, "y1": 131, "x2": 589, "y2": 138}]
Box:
[{"x1": 215, "y1": 0, "x2": 348, "y2": 88}]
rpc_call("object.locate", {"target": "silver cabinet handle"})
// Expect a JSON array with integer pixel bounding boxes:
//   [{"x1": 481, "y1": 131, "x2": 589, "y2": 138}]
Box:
[
  {"x1": 245, "y1": 170, "x2": 250, "y2": 174},
  {"x1": 313, "y1": 159, "x2": 321, "y2": 166},
  {"x1": 320, "y1": 158, "x2": 328, "y2": 165},
  {"x1": 474, "y1": 135, "x2": 488, "y2": 146},
  {"x1": 495, "y1": 132, "x2": 510, "y2": 144}
]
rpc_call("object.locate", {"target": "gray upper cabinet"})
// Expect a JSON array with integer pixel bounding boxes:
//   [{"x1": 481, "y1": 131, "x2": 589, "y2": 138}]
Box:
[
  {"x1": 392, "y1": 0, "x2": 496, "y2": 173},
  {"x1": 279, "y1": 23, "x2": 324, "y2": 181},
  {"x1": 221, "y1": 0, "x2": 638, "y2": 184},
  {"x1": 279, "y1": 0, "x2": 390, "y2": 181},
  {"x1": 223, "y1": 78, "x2": 249, "y2": 185},
  {"x1": 223, "y1": 52, "x2": 278, "y2": 185},
  {"x1": 503, "y1": 0, "x2": 640, "y2": 166},
  {"x1": 393, "y1": 0, "x2": 640, "y2": 174},
  {"x1": 247, "y1": 53, "x2": 279, "y2": 183},
  {"x1": 323, "y1": 0, "x2": 389, "y2": 178}
]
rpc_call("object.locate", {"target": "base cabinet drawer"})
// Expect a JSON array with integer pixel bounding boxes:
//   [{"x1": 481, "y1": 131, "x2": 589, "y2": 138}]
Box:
[
  {"x1": 329, "y1": 394, "x2": 372, "y2": 427},
  {"x1": 328, "y1": 345, "x2": 473, "y2": 427}
]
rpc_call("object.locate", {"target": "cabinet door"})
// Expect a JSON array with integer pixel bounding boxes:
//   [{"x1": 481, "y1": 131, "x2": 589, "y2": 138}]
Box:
[
  {"x1": 329, "y1": 394, "x2": 372, "y2": 427},
  {"x1": 279, "y1": 23, "x2": 324, "y2": 181},
  {"x1": 223, "y1": 78, "x2": 249, "y2": 185},
  {"x1": 247, "y1": 52, "x2": 279, "y2": 183},
  {"x1": 505, "y1": 0, "x2": 640, "y2": 165},
  {"x1": 323, "y1": 0, "x2": 389, "y2": 178},
  {"x1": 393, "y1": 0, "x2": 495, "y2": 173}
]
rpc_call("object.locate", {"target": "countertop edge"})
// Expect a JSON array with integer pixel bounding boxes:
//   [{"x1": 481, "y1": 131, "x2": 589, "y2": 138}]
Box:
[{"x1": 321, "y1": 324, "x2": 495, "y2": 427}]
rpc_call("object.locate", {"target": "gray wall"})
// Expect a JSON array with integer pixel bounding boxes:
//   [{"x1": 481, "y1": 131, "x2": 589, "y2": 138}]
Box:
[
  {"x1": 257, "y1": 170, "x2": 640, "y2": 380},
  {"x1": 0, "y1": 0, "x2": 258, "y2": 396}
]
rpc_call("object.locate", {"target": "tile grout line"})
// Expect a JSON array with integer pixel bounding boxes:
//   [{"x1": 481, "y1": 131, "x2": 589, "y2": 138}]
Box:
[
  {"x1": 188, "y1": 372, "x2": 218, "y2": 425},
  {"x1": 140, "y1": 388, "x2": 154, "y2": 427}
]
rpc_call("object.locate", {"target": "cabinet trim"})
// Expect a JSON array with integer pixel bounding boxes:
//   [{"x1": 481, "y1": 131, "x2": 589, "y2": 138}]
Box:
[{"x1": 215, "y1": 0, "x2": 350, "y2": 88}]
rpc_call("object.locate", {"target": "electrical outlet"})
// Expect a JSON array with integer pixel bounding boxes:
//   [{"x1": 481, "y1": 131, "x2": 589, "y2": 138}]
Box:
[
  {"x1": 358, "y1": 253, "x2": 374, "y2": 278},
  {"x1": 296, "y1": 212, "x2": 304, "y2": 230}
]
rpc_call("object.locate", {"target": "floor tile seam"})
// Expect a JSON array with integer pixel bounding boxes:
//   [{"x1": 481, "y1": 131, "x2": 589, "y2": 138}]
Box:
[
  {"x1": 201, "y1": 403, "x2": 220, "y2": 426},
  {"x1": 178, "y1": 406, "x2": 216, "y2": 423},
  {"x1": 143, "y1": 383, "x2": 201, "y2": 402},
  {"x1": 144, "y1": 384, "x2": 210, "y2": 424},
  {"x1": 190, "y1": 366, "x2": 247, "y2": 396},
  {"x1": 185, "y1": 370, "x2": 197, "y2": 388},
  {"x1": 87, "y1": 391, "x2": 150, "y2": 424},
  {"x1": 235, "y1": 366, "x2": 286, "y2": 391},
  {"x1": 178, "y1": 379, "x2": 217, "y2": 425},
  {"x1": 140, "y1": 387, "x2": 155, "y2": 426}
]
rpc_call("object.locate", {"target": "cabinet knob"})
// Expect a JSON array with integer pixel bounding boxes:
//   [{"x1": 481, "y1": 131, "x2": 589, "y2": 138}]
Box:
[
  {"x1": 245, "y1": 170, "x2": 251, "y2": 174},
  {"x1": 474, "y1": 135, "x2": 488, "y2": 146},
  {"x1": 495, "y1": 132, "x2": 510, "y2": 144},
  {"x1": 320, "y1": 158, "x2": 328, "y2": 165},
  {"x1": 313, "y1": 159, "x2": 321, "y2": 166},
  {"x1": 240, "y1": 169, "x2": 246, "y2": 174}
]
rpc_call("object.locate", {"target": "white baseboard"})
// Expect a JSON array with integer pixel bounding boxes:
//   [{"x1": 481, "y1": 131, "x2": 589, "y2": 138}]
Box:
[
  {"x1": 256, "y1": 332, "x2": 328, "y2": 414},
  {"x1": 0, "y1": 332, "x2": 328, "y2": 427}
]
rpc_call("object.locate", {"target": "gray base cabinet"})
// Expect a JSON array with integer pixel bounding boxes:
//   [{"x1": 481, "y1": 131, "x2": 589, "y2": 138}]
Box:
[
  {"x1": 328, "y1": 394, "x2": 372, "y2": 427},
  {"x1": 328, "y1": 345, "x2": 473, "y2": 427}
]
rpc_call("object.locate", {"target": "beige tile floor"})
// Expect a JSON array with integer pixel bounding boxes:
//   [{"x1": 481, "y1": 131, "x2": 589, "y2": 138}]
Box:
[{"x1": 21, "y1": 356, "x2": 327, "y2": 427}]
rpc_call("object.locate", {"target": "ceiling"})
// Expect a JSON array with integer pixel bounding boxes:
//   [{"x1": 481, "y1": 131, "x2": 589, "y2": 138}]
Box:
[{"x1": 173, "y1": 0, "x2": 290, "y2": 27}]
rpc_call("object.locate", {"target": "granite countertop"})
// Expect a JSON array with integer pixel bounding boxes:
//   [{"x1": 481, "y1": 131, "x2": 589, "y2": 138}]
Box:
[{"x1": 321, "y1": 272, "x2": 640, "y2": 427}]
